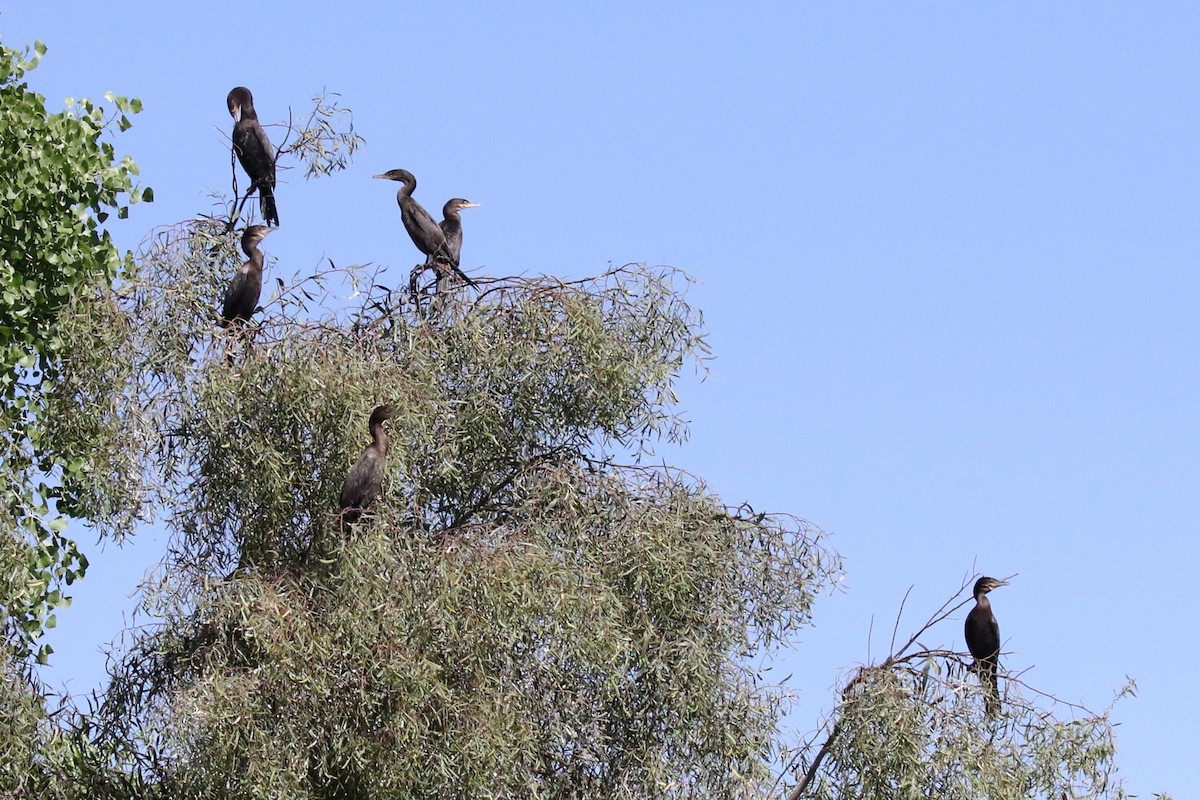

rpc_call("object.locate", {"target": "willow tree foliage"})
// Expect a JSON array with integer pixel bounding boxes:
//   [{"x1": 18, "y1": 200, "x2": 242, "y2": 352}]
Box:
[
  {"x1": 66, "y1": 220, "x2": 1139, "y2": 798},
  {"x1": 66, "y1": 215, "x2": 838, "y2": 797},
  {"x1": 781, "y1": 580, "x2": 1135, "y2": 800}
]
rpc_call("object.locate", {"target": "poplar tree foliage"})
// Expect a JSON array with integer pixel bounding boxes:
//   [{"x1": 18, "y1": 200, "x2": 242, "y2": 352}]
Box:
[
  {"x1": 0, "y1": 39, "x2": 149, "y2": 660},
  {"x1": 0, "y1": 37, "x2": 151, "y2": 799}
]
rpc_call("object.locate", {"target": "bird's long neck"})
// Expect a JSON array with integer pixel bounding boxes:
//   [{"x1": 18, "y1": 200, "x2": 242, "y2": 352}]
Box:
[
  {"x1": 243, "y1": 243, "x2": 265, "y2": 271},
  {"x1": 370, "y1": 421, "x2": 389, "y2": 455},
  {"x1": 974, "y1": 593, "x2": 991, "y2": 613},
  {"x1": 397, "y1": 179, "x2": 416, "y2": 200}
]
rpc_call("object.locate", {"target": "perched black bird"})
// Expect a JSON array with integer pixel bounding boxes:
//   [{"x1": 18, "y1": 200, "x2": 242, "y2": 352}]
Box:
[
  {"x1": 220, "y1": 225, "x2": 275, "y2": 327},
  {"x1": 373, "y1": 169, "x2": 475, "y2": 286},
  {"x1": 964, "y1": 576, "x2": 1008, "y2": 716},
  {"x1": 227, "y1": 87, "x2": 279, "y2": 226},
  {"x1": 438, "y1": 197, "x2": 481, "y2": 268},
  {"x1": 338, "y1": 405, "x2": 398, "y2": 526}
]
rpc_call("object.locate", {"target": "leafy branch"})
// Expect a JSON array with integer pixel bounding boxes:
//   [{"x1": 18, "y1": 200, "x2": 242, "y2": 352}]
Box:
[{"x1": 780, "y1": 574, "x2": 1126, "y2": 800}]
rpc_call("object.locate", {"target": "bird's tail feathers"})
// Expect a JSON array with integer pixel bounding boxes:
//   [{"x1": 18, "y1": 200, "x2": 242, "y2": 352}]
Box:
[
  {"x1": 974, "y1": 658, "x2": 1001, "y2": 717},
  {"x1": 451, "y1": 262, "x2": 477, "y2": 287},
  {"x1": 259, "y1": 191, "x2": 280, "y2": 227}
]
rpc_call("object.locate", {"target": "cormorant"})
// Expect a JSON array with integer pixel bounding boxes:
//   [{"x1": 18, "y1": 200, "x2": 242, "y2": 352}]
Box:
[
  {"x1": 338, "y1": 405, "x2": 398, "y2": 526},
  {"x1": 373, "y1": 169, "x2": 475, "y2": 286},
  {"x1": 227, "y1": 87, "x2": 279, "y2": 226},
  {"x1": 220, "y1": 225, "x2": 275, "y2": 327},
  {"x1": 964, "y1": 576, "x2": 1007, "y2": 716},
  {"x1": 438, "y1": 197, "x2": 481, "y2": 268}
]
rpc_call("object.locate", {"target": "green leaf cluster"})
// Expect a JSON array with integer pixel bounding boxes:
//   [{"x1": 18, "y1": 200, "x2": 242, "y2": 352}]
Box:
[{"x1": 0, "y1": 38, "x2": 149, "y2": 658}]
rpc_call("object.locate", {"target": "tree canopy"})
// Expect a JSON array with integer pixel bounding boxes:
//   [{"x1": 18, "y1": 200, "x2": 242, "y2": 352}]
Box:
[
  {"x1": 0, "y1": 35, "x2": 1152, "y2": 800},
  {"x1": 83, "y1": 224, "x2": 839, "y2": 796}
]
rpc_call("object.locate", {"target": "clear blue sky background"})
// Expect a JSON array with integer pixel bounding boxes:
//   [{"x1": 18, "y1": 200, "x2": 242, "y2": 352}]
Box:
[{"x1": 4, "y1": 3, "x2": 1196, "y2": 796}]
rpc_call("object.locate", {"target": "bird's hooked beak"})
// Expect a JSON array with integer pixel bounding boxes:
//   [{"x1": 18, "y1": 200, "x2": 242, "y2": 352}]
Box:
[
  {"x1": 461, "y1": 202, "x2": 482, "y2": 209},
  {"x1": 989, "y1": 578, "x2": 1009, "y2": 591},
  {"x1": 372, "y1": 172, "x2": 392, "y2": 180},
  {"x1": 230, "y1": 103, "x2": 242, "y2": 123}
]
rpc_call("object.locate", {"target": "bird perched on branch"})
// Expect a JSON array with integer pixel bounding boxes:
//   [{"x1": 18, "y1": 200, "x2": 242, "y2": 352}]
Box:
[
  {"x1": 339, "y1": 405, "x2": 398, "y2": 527},
  {"x1": 964, "y1": 576, "x2": 1008, "y2": 716},
  {"x1": 438, "y1": 197, "x2": 481, "y2": 268},
  {"x1": 227, "y1": 87, "x2": 279, "y2": 226},
  {"x1": 373, "y1": 169, "x2": 476, "y2": 287},
  {"x1": 220, "y1": 225, "x2": 276, "y2": 327}
]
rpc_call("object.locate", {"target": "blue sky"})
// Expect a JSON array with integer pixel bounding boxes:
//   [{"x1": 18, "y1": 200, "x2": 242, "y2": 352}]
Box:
[{"x1": 4, "y1": 3, "x2": 1197, "y2": 796}]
